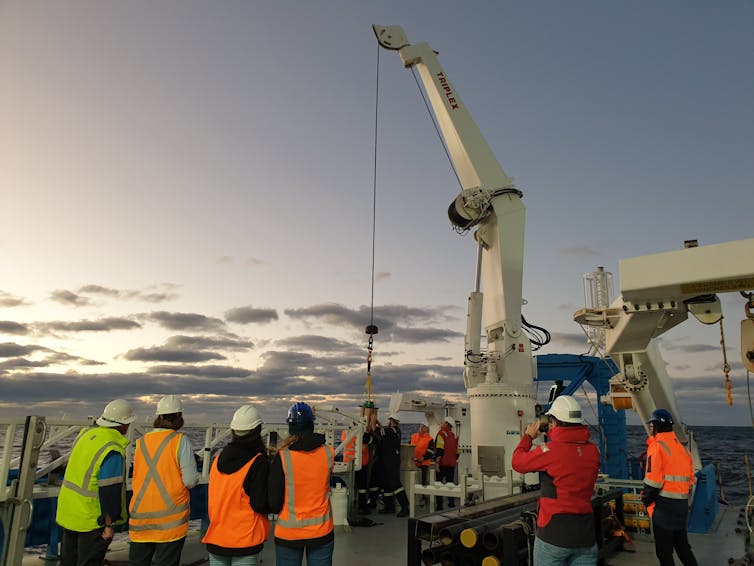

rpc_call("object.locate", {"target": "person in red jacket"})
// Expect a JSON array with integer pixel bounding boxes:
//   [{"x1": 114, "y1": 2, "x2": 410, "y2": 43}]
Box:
[
  {"x1": 512, "y1": 395, "x2": 600, "y2": 566},
  {"x1": 642, "y1": 409, "x2": 698, "y2": 566},
  {"x1": 433, "y1": 417, "x2": 458, "y2": 511}
]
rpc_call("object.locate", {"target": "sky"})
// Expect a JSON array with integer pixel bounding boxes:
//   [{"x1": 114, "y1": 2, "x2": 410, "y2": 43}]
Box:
[{"x1": 1, "y1": 1, "x2": 753, "y2": 428}]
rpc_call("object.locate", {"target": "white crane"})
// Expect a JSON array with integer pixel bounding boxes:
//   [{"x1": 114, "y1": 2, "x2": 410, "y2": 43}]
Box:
[{"x1": 374, "y1": 25, "x2": 536, "y2": 478}]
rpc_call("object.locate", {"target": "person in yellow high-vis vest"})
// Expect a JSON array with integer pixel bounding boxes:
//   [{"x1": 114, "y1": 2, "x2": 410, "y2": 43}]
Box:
[
  {"x1": 56, "y1": 399, "x2": 135, "y2": 566},
  {"x1": 269, "y1": 402, "x2": 334, "y2": 566},
  {"x1": 202, "y1": 405, "x2": 271, "y2": 565},
  {"x1": 129, "y1": 395, "x2": 200, "y2": 566}
]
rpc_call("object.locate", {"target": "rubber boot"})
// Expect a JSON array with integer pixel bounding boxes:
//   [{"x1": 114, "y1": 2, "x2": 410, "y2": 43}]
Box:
[
  {"x1": 378, "y1": 494, "x2": 395, "y2": 514},
  {"x1": 396, "y1": 490, "x2": 410, "y2": 517},
  {"x1": 358, "y1": 492, "x2": 371, "y2": 515},
  {"x1": 367, "y1": 488, "x2": 379, "y2": 510}
]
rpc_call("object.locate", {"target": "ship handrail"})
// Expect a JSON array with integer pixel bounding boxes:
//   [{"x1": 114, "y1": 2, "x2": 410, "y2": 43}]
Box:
[{"x1": 1, "y1": 416, "x2": 353, "y2": 503}]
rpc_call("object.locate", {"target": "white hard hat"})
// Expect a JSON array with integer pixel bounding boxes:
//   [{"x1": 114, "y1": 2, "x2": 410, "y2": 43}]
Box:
[
  {"x1": 546, "y1": 395, "x2": 583, "y2": 424},
  {"x1": 444, "y1": 416, "x2": 455, "y2": 427},
  {"x1": 156, "y1": 395, "x2": 183, "y2": 415},
  {"x1": 97, "y1": 399, "x2": 136, "y2": 427},
  {"x1": 231, "y1": 405, "x2": 263, "y2": 431},
  {"x1": 388, "y1": 414, "x2": 400, "y2": 423}
]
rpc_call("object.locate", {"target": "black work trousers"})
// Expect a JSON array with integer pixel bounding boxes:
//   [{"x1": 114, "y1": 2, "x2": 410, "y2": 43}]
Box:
[
  {"x1": 653, "y1": 524, "x2": 698, "y2": 566},
  {"x1": 435, "y1": 466, "x2": 457, "y2": 510},
  {"x1": 60, "y1": 527, "x2": 111, "y2": 566},
  {"x1": 129, "y1": 537, "x2": 187, "y2": 566}
]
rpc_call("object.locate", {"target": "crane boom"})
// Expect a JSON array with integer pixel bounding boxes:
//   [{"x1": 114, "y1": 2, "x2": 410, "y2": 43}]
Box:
[
  {"x1": 375, "y1": 25, "x2": 535, "y2": 477},
  {"x1": 576, "y1": 237, "x2": 754, "y2": 468}
]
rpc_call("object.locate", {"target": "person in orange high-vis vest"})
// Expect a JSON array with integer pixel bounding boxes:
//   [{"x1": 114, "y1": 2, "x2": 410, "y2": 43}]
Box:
[
  {"x1": 129, "y1": 395, "x2": 200, "y2": 566},
  {"x1": 341, "y1": 428, "x2": 373, "y2": 514},
  {"x1": 411, "y1": 424, "x2": 434, "y2": 488},
  {"x1": 269, "y1": 402, "x2": 334, "y2": 566},
  {"x1": 642, "y1": 409, "x2": 698, "y2": 566},
  {"x1": 202, "y1": 405, "x2": 270, "y2": 566}
]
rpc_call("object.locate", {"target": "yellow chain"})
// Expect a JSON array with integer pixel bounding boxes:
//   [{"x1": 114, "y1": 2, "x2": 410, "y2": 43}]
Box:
[
  {"x1": 363, "y1": 333, "x2": 375, "y2": 406},
  {"x1": 719, "y1": 319, "x2": 733, "y2": 406}
]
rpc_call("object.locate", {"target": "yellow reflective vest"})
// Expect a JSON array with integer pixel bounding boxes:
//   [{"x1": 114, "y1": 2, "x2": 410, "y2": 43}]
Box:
[
  {"x1": 56, "y1": 426, "x2": 129, "y2": 532},
  {"x1": 129, "y1": 430, "x2": 191, "y2": 542}
]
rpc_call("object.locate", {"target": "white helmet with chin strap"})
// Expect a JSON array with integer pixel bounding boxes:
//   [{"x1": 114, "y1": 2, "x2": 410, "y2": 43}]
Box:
[
  {"x1": 231, "y1": 405, "x2": 263, "y2": 431},
  {"x1": 97, "y1": 399, "x2": 136, "y2": 427},
  {"x1": 546, "y1": 395, "x2": 583, "y2": 424},
  {"x1": 156, "y1": 395, "x2": 183, "y2": 415}
]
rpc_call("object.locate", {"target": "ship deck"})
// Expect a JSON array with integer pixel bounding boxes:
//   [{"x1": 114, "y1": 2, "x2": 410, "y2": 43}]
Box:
[{"x1": 21, "y1": 501, "x2": 748, "y2": 565}]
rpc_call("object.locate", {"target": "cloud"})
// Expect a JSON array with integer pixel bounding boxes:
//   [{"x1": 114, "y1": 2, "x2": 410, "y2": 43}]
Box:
[
  {"x1": 148, "y1": 364, "x2": 253, "y2": 378},
  {"x1": 0, "y1": 343, "x2": 50, "y2": 358},
  {"x1": 123, "y1": 346, "x2": 227, "y2": 363},
  {"x1": 276, "y1": 335, "x2": 361, "y2": 355},
  {"x1": 225, "y1": 306, "x2": 279, "y2": 325},
  {"x1": 246, "y1": 257, "x2": 268, "y2": 267},
  {"x1": 0, "y1": 291, "x2": 30, "y2": 307},
  {"x1": 560, "y1": 245, "x2": 600, "y2": 257},
  {"x1": 386, "y1": 327, "x2": 462, "y2": 343},
  {"x1": 121, "y1": 334, "x2": 253, "y2": 363},
  {"x1": 0, "y1": 357, "x2": 51, "y2": 372},
  {"x1": 662, "y1": 342, "x2": 721, "y2": 353},
  {"x1": 78, "y1": 284, "x2": 178, "y2": 303},
  {"x1": 283, "y1": 303, "x2": 461, "y2": 344},
  {"x1": 551, "y1": 332, "x2": 589, "y2": 348},
  {"x1": 285, "y1": 303, "x2": 458, "y2": 330},
  {"x1": 50, "y1": 289, "x2": 90, "y2": 307},
  {"x1": 37, "y1": 317, "x2": 142, "y2": 334},
  {"x1": 145, "y1": 311, "x2": 226, "y2": 332},
  {"x1": 162, "y1": 334, "x2": 254, "y2": 352},
  {"x1": 0, "y1": 343, "x2": 735, "y2": 427},
  {"x1": 0, "y1": 343, "x2": 103, "y2": 374},
  {"x1": 0, "y1": 321, "x2": 30, "y2": 335}
]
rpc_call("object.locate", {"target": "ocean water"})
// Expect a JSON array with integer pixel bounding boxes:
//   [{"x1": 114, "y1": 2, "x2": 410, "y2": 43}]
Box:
[
  {"x1": 624, "y1": 425, "x2": 752, "y2": 506},
  {"x1": 3, "y1": 421, "x2": 752, "y2": 558},
  {"x1": 3, "y1": 423, "x2": 751, "y2": 505},
  {"x1": 397, "y1": 423, "x2": 752, "y2": 506}
]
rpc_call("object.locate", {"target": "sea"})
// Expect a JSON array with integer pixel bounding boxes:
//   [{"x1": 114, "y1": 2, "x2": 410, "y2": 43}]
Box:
[
  {"x1": 397, "y1": 424, "x2": 753, "y2": 506},
  {"x1": 2, "y1": 422, "x2": 751, "y2": 505},
  {"x1": 2, "y1": 421, "x2": 751, "y2": 559}
]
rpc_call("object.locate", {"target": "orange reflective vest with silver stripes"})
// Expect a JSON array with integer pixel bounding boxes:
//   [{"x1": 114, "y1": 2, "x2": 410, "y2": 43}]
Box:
[
  {"x1": 274, "y1": 445, "x2": 334, "y2": 541},
  {"x1": 202, "y1": 453, "x2": 269, "y2": 548},
  {"x1": 340, "y1": 430, "x2": 369, "y2": 466},
  {"x1": 129, "y1": 430, "x2": 190, "y2": 542},
  {"x1": 412, "y1": 432, "x2": 433, "y2": 467},
  {"x1": 643, "y1": 431, "x2": 695, "y2": 517}
]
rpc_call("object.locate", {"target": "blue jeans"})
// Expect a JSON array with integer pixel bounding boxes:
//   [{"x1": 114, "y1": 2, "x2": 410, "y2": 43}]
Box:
[
  {"x1": 275, "y1": 540, "x2": 334, "y2": 566},
  {"x1": 533, "y1": 537, "x2": 597, "y2": 566},
  {"x1": 208, "y1": 553, "x2": 259, "y2": 566}
]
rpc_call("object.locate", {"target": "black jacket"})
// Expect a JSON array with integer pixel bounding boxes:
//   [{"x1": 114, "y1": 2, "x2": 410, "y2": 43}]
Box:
[{"x1": 205, "y1": 433, "x2": 269, "y2": 557}]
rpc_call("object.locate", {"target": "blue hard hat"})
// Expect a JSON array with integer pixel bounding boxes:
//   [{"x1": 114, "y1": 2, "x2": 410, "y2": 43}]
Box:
[
  {"x1": 287, "y1": 402, "x2": 314, "y2": 425},
  {"x1": 647, "y1": 409, "x2": 674, "y2": 425}
]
